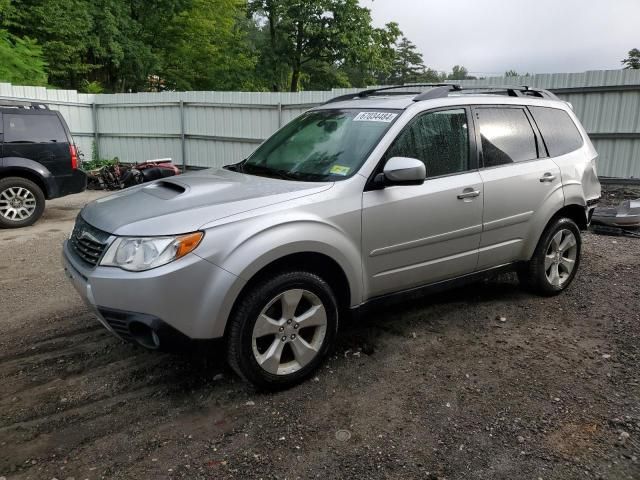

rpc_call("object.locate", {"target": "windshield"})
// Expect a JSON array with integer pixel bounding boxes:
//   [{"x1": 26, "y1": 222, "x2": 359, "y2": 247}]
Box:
[{"x1": 234, "y1": 109, "x2": 400, "y2": 181}]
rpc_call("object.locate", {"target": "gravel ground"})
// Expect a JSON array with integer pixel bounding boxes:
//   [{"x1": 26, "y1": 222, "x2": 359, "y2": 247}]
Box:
[{"x1": 0, "y1": 191, "x2": 639, "y2": 480}]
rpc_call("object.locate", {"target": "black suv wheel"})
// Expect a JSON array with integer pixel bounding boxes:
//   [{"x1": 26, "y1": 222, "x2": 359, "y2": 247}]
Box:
[{"x1": 0, "y1": 177, "x2": 46, "y2": 228}]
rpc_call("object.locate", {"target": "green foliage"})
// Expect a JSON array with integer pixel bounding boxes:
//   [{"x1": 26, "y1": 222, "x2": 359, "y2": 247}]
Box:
[
  {"x1": 249, "y1": 0, "x2": 400, "y2": 91},
  {"x1": 6, "y1": 0, "x2": 95, "y2": 88},
  {"x1": 381, "y1": 37, "x2": 427, "y2": 85},
  {"x1": 80, "y1": 80, "x2": 104, "y2": 93},
  {"x1": 0, "y1": 29, "x2": 47, "y2": 85},
  {"x1": 81, "y1": 141, "x2": 118, "y2": 170},
  {"x1": 505, "y1": 70, "x2": 531, "y2": 77},
  {"x1": 161, "y1": 0, "x2": 257, "y2": 91},
  {"x1": 82, "y1": 156, "x2": 118, "y2": 171},
  {"x1": 1, "y1": 0, "x2": 489, "y2": 92},
  {"x1": 448, "y1": 65, "x2": 476, "y2": 80},
  {"x1": 622, "y1": 48, "x2": 640, "y2": 69}
]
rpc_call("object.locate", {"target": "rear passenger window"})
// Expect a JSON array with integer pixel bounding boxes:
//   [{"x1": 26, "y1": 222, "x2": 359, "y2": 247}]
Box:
[
  {"x1": 4, "y1": 114, "x2": 67, "y2": 143},
  {"x1": 529, "y1": 106, "x2": 583, "y2": 157},
  {"x1": 384, "y1": 108, "x2": 470, "y2": 178},
  {"x1": 475, "y1": 108, "x2": 538, "y2": 167}
]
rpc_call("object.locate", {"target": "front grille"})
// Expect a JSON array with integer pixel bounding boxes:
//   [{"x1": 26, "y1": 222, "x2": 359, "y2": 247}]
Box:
[{"x1": 70, "y1": 216, "x2": 110, "y2": 267}]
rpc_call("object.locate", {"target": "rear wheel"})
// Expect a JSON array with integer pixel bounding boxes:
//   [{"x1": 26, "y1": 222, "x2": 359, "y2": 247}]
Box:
[
  {"x1": 226, "y1": 271, "x2": 339, "y2": 390},
  {"x1": 0, "y1": 177, "x2": 45, "y2": 228},
  {"x1": 518, "y1": 217, "x2": 581, "y2": 295}
]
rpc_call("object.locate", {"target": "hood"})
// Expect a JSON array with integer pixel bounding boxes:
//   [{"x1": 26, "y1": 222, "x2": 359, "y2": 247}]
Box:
[{"x1": 81, "y1": 168, "x2": 333, "y2": 236}]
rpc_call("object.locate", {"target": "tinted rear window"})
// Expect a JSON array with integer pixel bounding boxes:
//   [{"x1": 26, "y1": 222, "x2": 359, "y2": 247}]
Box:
[
  {"x1": 4, "y1": 114, "x2": 67, "y2": 143},
  {"x1": 529, "y1": 106, "x2": 583, "y2": 157},
  {"x1": 475, "y1": 107, "x2": 538, "y2": 167}
]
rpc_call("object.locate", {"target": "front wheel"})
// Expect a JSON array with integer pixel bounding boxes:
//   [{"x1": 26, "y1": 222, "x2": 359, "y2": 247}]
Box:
[
  {"x1": 518, "y1": 217, "x2": 581, "y2": 296},
  {"x1": 226, "y1": 271, "x2": 339, "y2": 390}
]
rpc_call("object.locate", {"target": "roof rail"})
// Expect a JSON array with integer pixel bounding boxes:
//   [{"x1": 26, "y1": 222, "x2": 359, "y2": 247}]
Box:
[
  {"x1": 0, "y1": 99, "x2": 50, "y2": 110},
  {"x1": 324, "y1": 84, "x2": 462, "y2": 104},
  {"x1": 438, "y1": 85, "x2": 558, "y2": 100},
  {"x1": 324, "y1": 83, "x2": 558, "y2": 105}
]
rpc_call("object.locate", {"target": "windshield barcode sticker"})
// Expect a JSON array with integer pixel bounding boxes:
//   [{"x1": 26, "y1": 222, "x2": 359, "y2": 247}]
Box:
[{"x1": 353, "y1": 112, "x2": 398, "y2": 123}]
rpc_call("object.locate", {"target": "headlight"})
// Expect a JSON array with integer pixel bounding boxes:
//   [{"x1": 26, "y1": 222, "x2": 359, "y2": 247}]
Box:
[{"x1": 100, "y1": 231, "x2": 204, "y2": 271}]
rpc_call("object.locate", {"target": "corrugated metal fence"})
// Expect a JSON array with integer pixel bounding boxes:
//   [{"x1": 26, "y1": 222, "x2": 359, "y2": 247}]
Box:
[
  {"x1": 2, "y1": 68, "x2": 640, "y2": 178},
  {"x1": 92, "y1": 90, "x2": 364, "y2": 169}
]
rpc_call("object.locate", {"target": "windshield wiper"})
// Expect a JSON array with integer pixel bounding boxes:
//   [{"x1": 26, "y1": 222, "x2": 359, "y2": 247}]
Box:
[
  {"x1": 223, "y1": 160, "x2": 246, "y2": 173},
  {"x1": 241, "y1": 163, "x2": 302, "y2": 181}
]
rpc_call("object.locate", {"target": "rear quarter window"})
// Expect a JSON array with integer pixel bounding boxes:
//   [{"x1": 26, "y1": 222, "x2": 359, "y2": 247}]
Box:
[
  {"x1": 529, "y1": 106, "x2": 584, "y2": 157},
  {"x1": 4, "y1": 114, "x2": 68, "y2": 143}
]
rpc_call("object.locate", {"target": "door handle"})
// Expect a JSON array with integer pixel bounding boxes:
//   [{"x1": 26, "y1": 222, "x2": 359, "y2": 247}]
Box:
[
  {"x1": 539, "y1": 173, "x2": 556, "y2": 182},
  {"x1": 457, "y1": 188, "x2": 481, "y2": 199}
]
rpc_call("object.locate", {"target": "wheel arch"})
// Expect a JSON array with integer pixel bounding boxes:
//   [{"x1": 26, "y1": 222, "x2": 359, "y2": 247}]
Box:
[
  {"x1": 196, "y1": 206, "x2": 365, "y2": 338},
  {"x1": 222, "y1": 249, "x2": 355, "y2": 340},
  {"x1": 552, "y1": 204, "x2": 588, "y2": 231},
  {"x1": 523, "y1": 203, "x2": 587, "y2": 261},
  {"x1": 0, "y1": 162, "x2": 53, "y2": 199}
]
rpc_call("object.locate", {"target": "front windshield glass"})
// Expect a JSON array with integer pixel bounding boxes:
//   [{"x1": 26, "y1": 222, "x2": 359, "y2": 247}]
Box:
[{"x1": 237, "y1": 109, "x2": 400, "y2": 181}]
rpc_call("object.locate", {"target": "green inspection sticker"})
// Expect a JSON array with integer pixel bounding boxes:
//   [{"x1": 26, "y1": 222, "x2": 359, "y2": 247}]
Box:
[{"x1": 330, "y1": 165, "x2": 351, "y2": 176}]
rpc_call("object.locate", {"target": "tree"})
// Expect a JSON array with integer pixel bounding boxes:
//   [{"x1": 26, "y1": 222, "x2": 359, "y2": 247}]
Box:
[
  {"x1": 419, "y1": 67, "x2": 445, "y2": 83},
  {"x1": 6, "y1": 0, "x2": 95, "y2": 88},
  {"x1": 386, "y1": 37, "x2": 425, "y2": 84},
  {"x1": 4, "y1": 0, "x2": 187, "y2": 91},
  {"x1": 160, "y1": 0, "x2": 257, "y2": 91},
  {"x1": 622, "y1": 48, "x2": 640, "y2": 69},
  {"x1": 1, "y1": 0, "x2": 441, "y2": 92},
  {"x1": 504, "y1": 69, "x2": 531, "y2": 77},
  {"x1": 448, "y1": 65, "x2": 476, "y2": 80},
  {"x1": 341, "y1": 22, "x2": 401, "y2": 88},
  {"x1": 249, "y1": 0, "x2": 381, "y2": 92},
  {"x1": 0, "y1": 29, "x2": 47, "y2": 85},
  {"x1": 0, "y1": 0, "x2": 46, "y2": 85}
]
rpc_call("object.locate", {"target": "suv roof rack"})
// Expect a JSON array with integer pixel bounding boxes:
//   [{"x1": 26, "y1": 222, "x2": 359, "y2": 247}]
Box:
[
  {"x1": 324, "y1": 84, "x2": 462, "y2": 104},
  {"x1": 0, "y1": 99, "x2": 50, "y2": 110},
  {"x1": 432, "y1": 84, "x2": 559, "y2": 100},
  {"x1": 324, "y1": 84, "x2": 558, "y2": 104}
]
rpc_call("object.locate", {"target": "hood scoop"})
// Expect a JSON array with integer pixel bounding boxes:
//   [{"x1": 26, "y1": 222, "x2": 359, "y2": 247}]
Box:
[{"x1": 143, "y1": 180, "x2": 187, "y2": 199}]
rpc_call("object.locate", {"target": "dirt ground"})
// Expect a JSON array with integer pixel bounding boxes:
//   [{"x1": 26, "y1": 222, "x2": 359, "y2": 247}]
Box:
[{"x1": 0, "y1": 191, "x2": 639, "y2": 480}]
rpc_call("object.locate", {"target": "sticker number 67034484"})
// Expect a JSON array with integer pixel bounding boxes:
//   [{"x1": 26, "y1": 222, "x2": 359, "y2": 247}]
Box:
[{"x1": 353, "y1": 112, "x2": 398, "y2": 123}]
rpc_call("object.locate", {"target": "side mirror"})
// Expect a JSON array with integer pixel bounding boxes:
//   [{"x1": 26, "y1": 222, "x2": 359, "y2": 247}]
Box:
[{"x1": 374, "y1": 157, "x2": 426, "y2": 188}]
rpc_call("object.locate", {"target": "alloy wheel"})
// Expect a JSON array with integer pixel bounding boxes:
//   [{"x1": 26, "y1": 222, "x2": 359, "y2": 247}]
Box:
[
  {"x1": 0, "y1": 186, "x2": 37, "y2": 221},
  {"x1": 544, "y1": 229, "x2": 578, "y2": 287},
  {"x1": 251, "y1": 288, "x2": 328, "y2": 376}
]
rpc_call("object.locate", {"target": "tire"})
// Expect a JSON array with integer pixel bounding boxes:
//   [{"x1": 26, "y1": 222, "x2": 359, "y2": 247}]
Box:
[
  {"x1": 226, "y1": 271, "x2": 339, "y2": 390},
  {"x1": 0, "y1": 177, "x2": 45, "y2": 229},
  {"x1": 518, "y1": 217, "x2": 581, "y2": 296}
]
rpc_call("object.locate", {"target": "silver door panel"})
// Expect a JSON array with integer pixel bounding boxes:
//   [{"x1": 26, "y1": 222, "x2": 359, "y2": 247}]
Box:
[
  {"x1": 363, "y1": 171, "x2": 483, "y2": 297},
  {"x1": 477, "y1": 159, "x2": 563, "y2": 269}
]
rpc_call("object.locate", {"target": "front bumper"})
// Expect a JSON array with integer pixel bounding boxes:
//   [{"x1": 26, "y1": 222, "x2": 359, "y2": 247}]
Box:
[{"x1": 62, "y1": 240, "x2": 243, "y2": 342}]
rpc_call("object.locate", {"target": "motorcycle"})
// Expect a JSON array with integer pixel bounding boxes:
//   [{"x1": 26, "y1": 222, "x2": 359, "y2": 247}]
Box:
[{"x1": 87, "y1": 158, "x2": 181, "y2": 190}]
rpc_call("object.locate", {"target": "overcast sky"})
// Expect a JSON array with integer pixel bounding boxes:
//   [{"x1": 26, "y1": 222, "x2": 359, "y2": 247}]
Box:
[{"x1": 361, "y1": 0, "x2": 639, "y2": 76}]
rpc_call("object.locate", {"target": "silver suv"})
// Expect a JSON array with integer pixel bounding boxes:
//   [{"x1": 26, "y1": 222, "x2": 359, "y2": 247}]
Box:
[{"x1": 63, "y1": 85, "x2": 601, "y2": 389}]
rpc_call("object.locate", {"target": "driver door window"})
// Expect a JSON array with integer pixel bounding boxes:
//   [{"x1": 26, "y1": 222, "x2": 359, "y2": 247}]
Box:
[{"x1": 383, "y1": 108, "x2": 472, "y2": 178}]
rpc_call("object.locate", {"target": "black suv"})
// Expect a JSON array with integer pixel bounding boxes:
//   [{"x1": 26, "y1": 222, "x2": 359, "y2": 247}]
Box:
[{"x1": 0, "y1": 101, "x2": 86, "y2": 228}]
